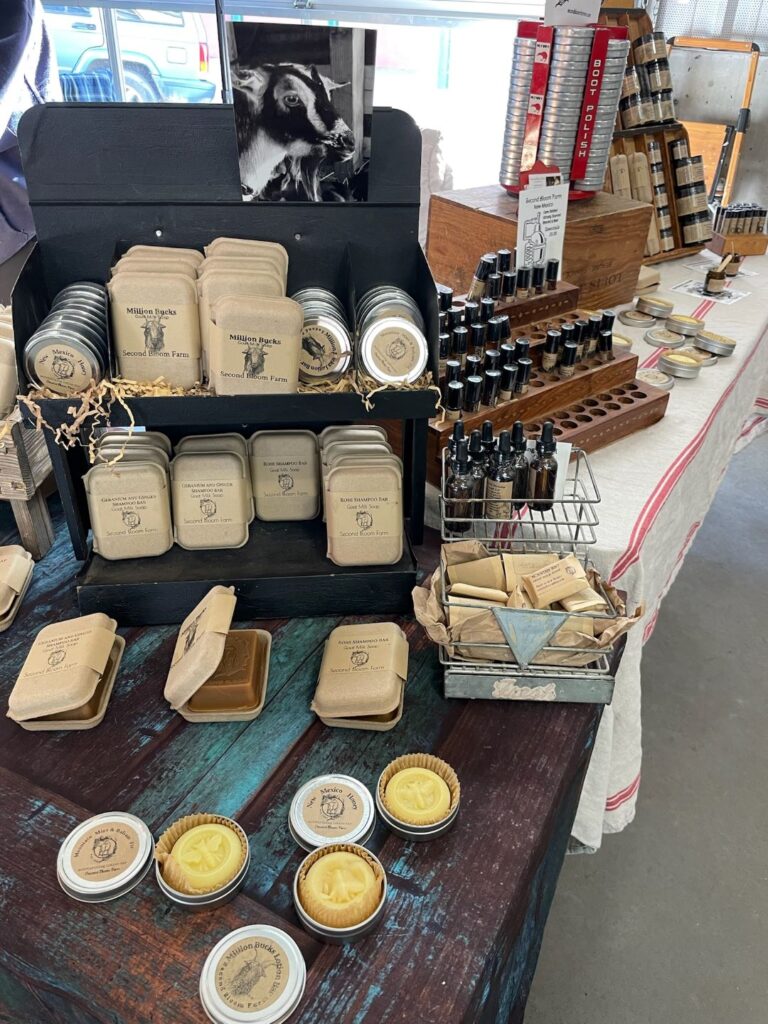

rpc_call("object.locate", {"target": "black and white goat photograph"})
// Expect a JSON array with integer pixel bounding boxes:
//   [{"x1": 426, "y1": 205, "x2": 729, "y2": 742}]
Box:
[{"x1": 229, "y1": 23, "x2": 375, "y2": 202}]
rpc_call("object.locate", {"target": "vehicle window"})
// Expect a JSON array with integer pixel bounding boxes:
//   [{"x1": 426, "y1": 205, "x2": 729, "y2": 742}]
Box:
[{"x1": 42, "y1": 5, "x2": 93, "y2": 13}]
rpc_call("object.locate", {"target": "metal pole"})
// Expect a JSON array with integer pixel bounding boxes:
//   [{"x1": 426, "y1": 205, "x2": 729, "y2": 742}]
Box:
[
  {"x1": 215, "y1": 0, "x2": 233, "y2": 103},
  {"x1": 102, "y1": 8, "x2": 127, "y2": 101}
]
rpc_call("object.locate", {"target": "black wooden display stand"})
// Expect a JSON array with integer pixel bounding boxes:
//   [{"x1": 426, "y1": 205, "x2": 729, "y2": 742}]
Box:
[{"x1": 12, "y1": 103, "x2": 437, "y2": 625}]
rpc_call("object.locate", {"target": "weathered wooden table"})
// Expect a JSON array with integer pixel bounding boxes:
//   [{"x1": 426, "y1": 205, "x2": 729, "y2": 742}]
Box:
[{"x1": 0, "y1": 508, "x2": 600, "y2": 1024}]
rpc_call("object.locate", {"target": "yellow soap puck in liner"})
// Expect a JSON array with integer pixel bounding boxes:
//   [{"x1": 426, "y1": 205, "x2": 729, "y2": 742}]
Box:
[
  {"x1": 384, "y1": 766, "x2": 451, "y2": 826},
  {"x1": 166, "y1": 823, "x2": 242, "y2": 894},
  {"x1": 664, "y1": 353, "x2": 699, "y2": 366},
  {"x1": 298, "y1": 850, "x2": 381, "y2": 928}
]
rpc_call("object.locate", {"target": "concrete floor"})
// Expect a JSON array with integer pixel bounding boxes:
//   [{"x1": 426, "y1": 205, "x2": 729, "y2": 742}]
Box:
[{"x1": 527, "y1": 432, "x2": 768, "y2": 1024}]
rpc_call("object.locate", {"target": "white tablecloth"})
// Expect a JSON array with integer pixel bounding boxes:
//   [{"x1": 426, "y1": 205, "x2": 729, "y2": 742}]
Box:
[{"x1": 427, "y1": 250, "x2": 768, "y2": 850}]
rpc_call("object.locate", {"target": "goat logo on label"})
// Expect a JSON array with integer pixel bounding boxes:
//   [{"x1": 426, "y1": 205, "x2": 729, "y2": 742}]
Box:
[
  {"x1": 142, "y1": 315, "x2": 166, "y2": 354},
  {"x1": 302, "y1": 334, "x2": 326, "y2": 362},
  {"x1": 228, "y1": 956, "x2": 274, "y2": 998},
  {"x1": 350, "y1": 650, "x2": 369, "y2": 668},
  {"x1": 356, "y1": 511, "x2": 373, "y2": 532},
  {"x1": 243, "y1": 343, "x2": 266, "y2": 378},
  {"x1": 122, "y1": 510, "x2": 141, "y2": 531},
  {"x1": 278, "y1": 473, "x2": 294, "y2": 493},
  {"x1": 52, "y1": 355, "x2": 75, "y2": 379},
  {"x1": 200, "y1": 498, "x2": 217, "y2": 520},
  {"x1": 92, "y1": 835, "x2": 118, "y2": 862},
  {"x1": 48, "y1": 649, "x2": 66, "y2": 668},
  {"x1": 321, "y1": 793, "x2": 345, "y2": 820}
]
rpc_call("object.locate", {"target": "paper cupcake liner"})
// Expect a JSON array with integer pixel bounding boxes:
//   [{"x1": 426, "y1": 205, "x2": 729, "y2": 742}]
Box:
[
  {"x1": 297, "y1": 843, "x2": 385, "y2": 929},
  {"x1": 378, "y1": 753, "x2": 460, "y2": 827},
  {"x1": 154, "y1": 813, "x2": 248, "y2": 896}
]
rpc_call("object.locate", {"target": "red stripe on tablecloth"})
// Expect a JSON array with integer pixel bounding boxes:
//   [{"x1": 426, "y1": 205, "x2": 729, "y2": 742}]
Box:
[
  {"x1": 740, "y1": 414, "x2": 765, "y2": 439},
  {"x1": 610, "y1": 324, "x2": 767, "y2": 583},
  {"x1": 641, "y1": 520, "x2": 702, "y2": 642},
  {"x1": 605, "y1": 771, "x2": 641, "y2": 811},
  {"x1": 754, "y1": 397, "x2": 768, "y2": 409}
]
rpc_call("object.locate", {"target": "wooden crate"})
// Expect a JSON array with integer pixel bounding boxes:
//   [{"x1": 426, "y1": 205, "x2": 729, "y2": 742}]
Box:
[
  {"x1": 427, "y1": 187, "x2": 651, "y2": 309},
  {"x1": 707, "y1": 231, "x2": 768, "y2": 257}
]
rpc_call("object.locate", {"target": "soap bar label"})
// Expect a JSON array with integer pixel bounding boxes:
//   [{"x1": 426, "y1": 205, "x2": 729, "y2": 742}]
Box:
[
  {"x1": 174, "y1": 478, "x2": 244, "y2": 527},
  {"x1": 21, "y1": 624, "x2": 115, "y2": 679},
  {"x1": 93, "y1": 491, "x2": 167, "y2": 539},
  {"x1": 215, "y1": 937, "x2": 290, "y2": 1012},
  {"x1": 215, "y1": 326, "x2": 297, "y2": 393},
  {"x1": 256, "y1": 455, "x2": 315, "y2": 502},
  {"x1": 299, "y1": 322, "x2": 346, "y2": 379},
  {"x1": 111, "y1": 301, "x2": 201, "y2": 387},
  {"x1": 301, "y1": 783, "x2": 365, "y2": 838},
  {"x1": 171, "y1": 589, "x2": 236, "y2": 667},
  {"x1": 325, "y1": 631, "x2": 401, "y2": 676},
  {"x1": 329, "y1": 491, "x2": 399, "y2": 540},
  {"x1": 70, "y1": 821, "x2": 141, "y2": 883}
]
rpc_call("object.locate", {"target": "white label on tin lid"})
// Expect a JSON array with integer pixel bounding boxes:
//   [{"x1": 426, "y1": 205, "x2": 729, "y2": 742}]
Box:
[
  {"x1": 368, "y1": 325, "x2": 424, "y2": 380},
  {"x1": 33, "y1": 342, "x2": 94, "y2": 392},
  {"x1": 214, "y1": 936, "x2": 291, "y2": 1013},
  {"x1": 69, "y1": 821, "x2": 141, "y2": 883},
  {"x1": 299, "y1": 322, "x2": 348, "y2": 379}
]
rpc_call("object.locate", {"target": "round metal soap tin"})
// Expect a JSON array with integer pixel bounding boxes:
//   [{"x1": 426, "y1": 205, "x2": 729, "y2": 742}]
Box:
[
  {"x1": 288, "y1": 774, "x2": 375, "y2": 852},
  {"x1": 292, "y1": 844, "x2": 388, "y2": 944},
  {"x1": 618, "y1": 309, "x2": 656, "y2": 329},
  {"x1": 665, "y1": 314, "x2": 704, "y2": 337},
  {"x1": 199, "y1": 925, "x2": 306, "y2": 1024},
  {"x1": 375, "y1": 769, "x2": 460, "y2": 842},
  {"x1": 637, "y1": 368, "x2": 674, "y2": 391},
  {"x1": 695, "y1": 331, "x2": 736, "y2": 357},
  {"x1": 644, "y1": 326, "x2": 686, "y2": 349},
  {"x1": 636, "y1": 295, "x2": 675, "y2": 318},
  {"x1": 658, "y1": 353, "x2": 702, "y2": 379},
  {"x1": 155, "y1": 816, "x2": 250, "y2": 910},
  {"x1": 358, "y1": 316, "x2": 429, "y2": 385},
  {"x1": 57, "y1": 811, "x2": 154, "y2": 903}
]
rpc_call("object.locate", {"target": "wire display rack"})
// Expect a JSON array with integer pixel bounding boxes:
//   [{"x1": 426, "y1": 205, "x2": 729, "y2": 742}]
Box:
[{"x1": 438, "y1": 445, "x2": 620, "y2": 703}]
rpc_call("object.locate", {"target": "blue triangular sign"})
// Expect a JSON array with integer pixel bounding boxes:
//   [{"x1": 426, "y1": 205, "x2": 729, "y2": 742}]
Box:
[{"x1": 492, "y1": 607, "x2": 568, "y2": 669}]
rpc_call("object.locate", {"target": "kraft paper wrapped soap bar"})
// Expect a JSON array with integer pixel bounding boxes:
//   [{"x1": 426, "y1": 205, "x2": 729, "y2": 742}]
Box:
[
  {"x1": 7, "y1": 613, "x2": 124, "y2": 730},
  {"x1": 208, "y1": 295, "x2": 303, "y2": 396},
  {"x1": 0, "y1": 545, "x2": 34, "y2": 632},
  {"x1": 163, "y1": 586, "x2": 271, "y2": 722},
  {"x1": 84, "y1": 462, "x2": 173, "y2": 560},
  {"x1": 311, "y1": 622, "x2": 408, "y2": 731},
  {"x1": 107, "y1": 273, "x2": 202, "y2": 387},
  {"x1": 521, "y1": 554, "x2": 588, "y2": 609},
  {"x1": 249, "y1": 430, "x2": 320, "y2": 521},
  {"x1": 171, "y1": 452, "x2": 252, "y2": 549}
]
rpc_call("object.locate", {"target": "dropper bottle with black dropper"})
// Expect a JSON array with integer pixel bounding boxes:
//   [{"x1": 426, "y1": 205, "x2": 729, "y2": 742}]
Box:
[
  {"x1": 445, "y1": 438, "x2": 474, "y2": 533},
  {"x1": 528, "y1": 420, "x2": 558, "y2": 510},
  {"x1": 447, "y1": 420, "x2": 465, "y2": 471},
  {"x1": 485, "y1": 430, "x2": 514, "y2": 520},
  {"x1": 510, "y1": 420, "x2": 530, "y2": 508},
  {"x1": 468, "y1": 429, "x2": 487, "y2": 518},
  {"x1": 480, "y1": 419, "x2": 497, "y2": 473}
]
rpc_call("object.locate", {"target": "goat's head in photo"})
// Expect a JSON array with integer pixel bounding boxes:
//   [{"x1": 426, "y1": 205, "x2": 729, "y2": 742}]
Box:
[{"x1": 233, "y1": 63, "x2": 355, "y2": 162}]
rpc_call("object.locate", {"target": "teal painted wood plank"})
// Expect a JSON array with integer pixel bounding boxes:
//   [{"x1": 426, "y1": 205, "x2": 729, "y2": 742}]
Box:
[{"x1": 123, "y1": 615, "x2": 342, "y2": 828}]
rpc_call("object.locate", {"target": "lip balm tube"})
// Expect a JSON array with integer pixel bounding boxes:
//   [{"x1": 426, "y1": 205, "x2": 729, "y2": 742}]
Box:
[
  {"x1": 469, "y1": 321, "x2": 486, "y2": 354},
  {"x1": 532, "y1": 263, "x2": 546, "y2": 295},
  {"x1": 560, "y1": 322, "x2": 576, "y2": 351},
  {"x1": 515, "y1": 356, "x2": 532, "y2": 394},
  {"x1": 445, "y1": 379, "x2": 464, "y2": 421},
  {"x1": 467, "y1": 255, "x2": 496, "y2": 301},
  {"x1": 482, "y1": 369, "x2": 501, "y2": 408},
  {"x1": 464, "y1": 374, "x2": 483, "y2": 412},
  {"x1": 516, "y1": 266, "x2": 531, "y2": 299},
  {"x1": 501, "y1": 271, "x2": 517, "y2": 304},
  {"x1": 542, "y1": 329, "x2": 560, "y2": 371},
  {"x1": 451, "y1": 325, "x2": 469, "y2": 370},
  {"x1": 497, "y1": 248, "x2": 513, "y2": 273},
  {"x1": 546, "y1": 258, "x2": 559, "y2": 290},
  {"x1": 439, "y1": 332, "x2": 451, "y2": 377},
  {"x1": 447, "y1": 305, "x2": 463, "y2": 330},
  {"x1": 588, "y1": 314, "x2": 603, "y2": 354},
  {"x1": 465, "y1": 353, "x2": 482, "y2": 379},
  {"x1": 443, "y1": 360, "x2": 462, "y2": 399},
  {"x1": 479, "y1": 297, "x2": 495, "y2": 323},
  {"x1": 559, "y1": 342, "x2": 577, "y2": 379},
  {"x1": 486, "y1": 317, "x2": 503, "y2": 346},
  {"x1": 514, "y1": 337, "x2": 530, "y2": 363},
  {"x1": 437, "y1": 284, "x2": 453, "y2": 311},
  {"x1": 484, "y1": 252, "x2": 500, "y2": 273},
  {"x1": 486, "y1": 273, "x2": 502, "y2": 300},
  {"x1": 597, "y1": 330, "x2": 614, "y2": 363},
  {"x1": 574, "y1": 319, "x2": 589, "y2": 361},
  {"x1": 500, "y1": 341, "x2": 516, "y2": 366},
  {"x1": 499, "y1": 362, "x2": 518, "y2": 401},
  {"x1": 484, "y1": 348, "x2": 501, "y2": 373},
  {"x1": 463, "y1": 300, "x2": 480, "y2": 326}
]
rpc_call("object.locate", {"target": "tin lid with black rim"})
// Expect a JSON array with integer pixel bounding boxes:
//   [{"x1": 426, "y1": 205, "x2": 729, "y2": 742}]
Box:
[
  {"x1": 57, "y1": 811, "x2": 154, "y2": 903},
  {"x1": 199, "y1": 925, "x2": 306, "y2": 1024},
  {"x1": 289, "y1": 774, "x2": 375, "y2": 851}
]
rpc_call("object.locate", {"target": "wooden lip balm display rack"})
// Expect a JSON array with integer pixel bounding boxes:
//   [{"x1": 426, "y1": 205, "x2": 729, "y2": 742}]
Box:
[
  {"x1": 707, "y1": 231, "x2": 768, "y2": 258},
  {"x1": 12, "y1": 103, "x2": 438, "y2": 626}
]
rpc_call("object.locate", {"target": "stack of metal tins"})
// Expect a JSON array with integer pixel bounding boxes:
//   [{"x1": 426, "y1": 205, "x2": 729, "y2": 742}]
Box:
[
  {"x1": 568, "y1": 30, "x2": 630, "y2": 191},
  {"x1": 499, "y1": 34, "x2": 537, "y2": 188},
  {"x1": 499, "y1": 27, "x2": 630, "y2": 194}
]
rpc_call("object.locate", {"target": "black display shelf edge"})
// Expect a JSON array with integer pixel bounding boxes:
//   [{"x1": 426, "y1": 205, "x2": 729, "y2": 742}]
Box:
[
  {"x1": 33, "y1": 389, "x2": 439, "y2": 430},
  {"x1": 75, "y1": 520, "x2": 418, "y2": 625}
]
